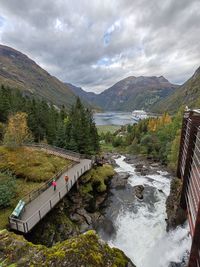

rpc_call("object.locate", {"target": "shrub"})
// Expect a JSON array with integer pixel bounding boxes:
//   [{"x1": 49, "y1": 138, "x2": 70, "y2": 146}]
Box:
[{"x1": 0, "y1": 172, "x2": 16, "y2": 209}]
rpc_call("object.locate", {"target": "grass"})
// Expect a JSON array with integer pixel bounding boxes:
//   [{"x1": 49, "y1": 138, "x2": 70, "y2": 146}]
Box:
[
  {"x1": 0, "y1": 146, "x2": 72, "y2": 182},
  {"x1": 97, "y1": 125, "x2": 121, "y2": 134},
  {"x1": 0, "y1": 146, "x2": 73, "y2": 229},
  {"x1": 100, "y1": 142, "x2": 127, "y2": 153}
]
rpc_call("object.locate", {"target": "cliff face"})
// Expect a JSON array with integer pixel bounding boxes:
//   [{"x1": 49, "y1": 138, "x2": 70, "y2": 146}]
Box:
[
  {"x1": 166, "y1": 177, "x2": 187, "y2": 231},
  {"x1": 0, "y1": 229, "x2": 135, "y2": 267}
]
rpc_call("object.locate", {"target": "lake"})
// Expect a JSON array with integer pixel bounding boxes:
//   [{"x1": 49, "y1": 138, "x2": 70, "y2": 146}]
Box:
[{"x1": 94, "y1": 112, "x2": 137, "y2": 126}]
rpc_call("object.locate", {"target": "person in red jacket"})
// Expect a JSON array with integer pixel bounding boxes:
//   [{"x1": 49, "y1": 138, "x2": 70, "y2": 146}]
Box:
[{"x1": 52, "y1": 179, "x2": 57, "y2": 191}]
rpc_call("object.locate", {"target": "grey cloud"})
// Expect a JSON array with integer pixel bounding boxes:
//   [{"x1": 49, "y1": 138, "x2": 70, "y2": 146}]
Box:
[{"x1": 0, "y1": 0, "x2": 200, "y2": 92}]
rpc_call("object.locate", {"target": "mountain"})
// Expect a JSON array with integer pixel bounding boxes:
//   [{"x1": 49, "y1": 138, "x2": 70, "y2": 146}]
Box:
[
  {"x1": 65, "y1": 83, "x2": 97, "y2": 105},
  {"x1": 152, "y1": 67, "x2": 200, "y2": 113},
  {"x1": 0, "y1": 44, "x2": 77, "y2": 107},
  {"x1": 84, "y1": 76, "x2": 179, "y2": 111}
]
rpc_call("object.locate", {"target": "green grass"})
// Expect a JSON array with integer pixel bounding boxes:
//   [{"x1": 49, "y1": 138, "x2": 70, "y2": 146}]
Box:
[
  {"x1": 97, "y1": 125, "x2": 121, "y2": 134},
  {"x1": 0, "y1": 146, "x2": 72, "y2": 182},
  {"x1": 100, "y1": 142, "x2": 127, "y2": 153}
]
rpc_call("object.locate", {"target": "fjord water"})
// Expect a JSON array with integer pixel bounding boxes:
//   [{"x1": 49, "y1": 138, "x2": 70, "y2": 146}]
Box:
[
  {"x1": 106, "y1": 156, "x2": 191, "y2": 267},
  {"x1": 94, "y1": 112, "x2": 135, "y2": 125}
]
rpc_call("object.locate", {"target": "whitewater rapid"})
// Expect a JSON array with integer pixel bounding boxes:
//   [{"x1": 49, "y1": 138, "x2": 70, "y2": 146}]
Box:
[{"x1": 108, "y1": 156, "x2": 191, "y2": 267}]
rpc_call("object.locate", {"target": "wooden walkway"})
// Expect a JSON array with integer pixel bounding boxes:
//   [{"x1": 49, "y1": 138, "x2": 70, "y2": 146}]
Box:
[{"x1": 9, "y1": 145, "x2": 92, "y2": 233}]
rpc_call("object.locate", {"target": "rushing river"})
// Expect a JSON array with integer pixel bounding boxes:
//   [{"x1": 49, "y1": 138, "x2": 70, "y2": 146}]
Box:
[{"x1": 98, "y1": 156, "x2": 192, "y2": 267}]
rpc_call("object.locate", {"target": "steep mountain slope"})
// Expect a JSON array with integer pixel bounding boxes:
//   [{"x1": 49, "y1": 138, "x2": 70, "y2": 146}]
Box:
[
  {"x1": 92, "y1": 76, "x2": 178, "y2": 111},
  {"x1": 66, "y1": 83, "x2": 97, "y2": 103},
  {"x1": 0, "y1": 44, "x2": 77, "y2": 107},
  {"x1": 152, "y1": 66, "x2": 200, "y2": 113}
]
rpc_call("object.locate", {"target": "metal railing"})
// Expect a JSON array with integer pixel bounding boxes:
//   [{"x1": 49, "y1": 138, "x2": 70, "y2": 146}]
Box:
[{"x1": 21, "y1": 161, "x2": 77, "y2": 205}]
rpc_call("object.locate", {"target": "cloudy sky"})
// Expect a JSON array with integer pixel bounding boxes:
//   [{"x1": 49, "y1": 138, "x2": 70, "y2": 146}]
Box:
[{"x1": 0, "y1": 0, "x2": 200, "y2": 93}]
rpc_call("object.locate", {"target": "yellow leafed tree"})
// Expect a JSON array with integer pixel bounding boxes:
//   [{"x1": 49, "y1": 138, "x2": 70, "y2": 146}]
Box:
[
  {"x1": 148, "y1": 113, "x2": 172, "y2": 132},
  {"x1": 3, "y1": 112, "x2": 33, "y2": 147}
]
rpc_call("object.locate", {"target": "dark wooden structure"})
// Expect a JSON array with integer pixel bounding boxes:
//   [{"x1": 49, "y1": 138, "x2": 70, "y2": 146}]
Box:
[{"x1": 177, "y1": 109, "x2": 200, "y2": 267}]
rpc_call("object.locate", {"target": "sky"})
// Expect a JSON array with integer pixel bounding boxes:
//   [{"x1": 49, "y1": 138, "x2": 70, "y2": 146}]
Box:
[{"x1": 0, "y1": 0, "x2": 200, "y2": 93}]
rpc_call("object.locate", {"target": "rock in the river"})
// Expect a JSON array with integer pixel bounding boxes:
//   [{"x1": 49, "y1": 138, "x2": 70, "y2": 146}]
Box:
[
  {"x1": 0, "y1": 229, "x2": 136, "y2": 267},
  {"x1": 111, "y1": 173, "x2": 128, "y2": 189},
  {"x1": 135, "y1": 164, "x2": 144, "y2": 172},
  {"x1": 118, "y1": 172, "x2": 130, "y2": 179},
  {"x1": 134, "y1": 185, "x2": 144, "y2": 200}
]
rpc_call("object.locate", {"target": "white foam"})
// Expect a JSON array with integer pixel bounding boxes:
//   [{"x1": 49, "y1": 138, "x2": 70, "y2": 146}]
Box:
[{"x1": 109, "y1": 155, "x2": 191, "y2": 267}]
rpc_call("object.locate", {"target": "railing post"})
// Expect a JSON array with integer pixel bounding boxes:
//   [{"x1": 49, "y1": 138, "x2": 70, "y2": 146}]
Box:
[
  {"x1": 16, "y1": 221, "x2": 18, "y2": 231},
  {"x1": 26, "y1": 222, "x2": 28, "y2": 233}
]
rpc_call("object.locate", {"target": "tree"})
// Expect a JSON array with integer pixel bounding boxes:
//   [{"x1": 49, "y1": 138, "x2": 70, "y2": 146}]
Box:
[
  {"x1": 3, "y1": 112, "x2": 33, "y2": 147},
  {"x1": 0, "y1": 172, "x2": 16, "y2": 209}
]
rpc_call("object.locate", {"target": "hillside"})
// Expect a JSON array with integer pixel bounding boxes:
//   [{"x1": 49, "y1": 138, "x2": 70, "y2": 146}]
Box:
[
  {"x1": 0, "y1": 45, "x2": 77, "y2": 108},
  {"x1": 96, "y1": 76, "x2": 179, "y2": 111},
  {"x1": 72, "y1": 76, "x2": 179, "y2": 111},
  {"x1": 66, "y1": 82, "x2": 97, "y2": 104},
  {"x1": 152, "y1": 66, "x2": 200, "y2": 113}
]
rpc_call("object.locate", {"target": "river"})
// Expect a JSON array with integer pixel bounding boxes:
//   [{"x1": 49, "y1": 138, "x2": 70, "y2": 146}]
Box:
[{"x1": 97, "y1": 156, "x2": 191, "y2": 267}]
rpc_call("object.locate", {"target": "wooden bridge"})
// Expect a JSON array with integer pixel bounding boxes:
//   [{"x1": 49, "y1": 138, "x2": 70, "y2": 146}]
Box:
[
  {"x1": 9, "y1": 144, "x2": 93, "y2": 233},
  {"x1": 177, "y1": 109, "x2": 200, "y2": 267}
]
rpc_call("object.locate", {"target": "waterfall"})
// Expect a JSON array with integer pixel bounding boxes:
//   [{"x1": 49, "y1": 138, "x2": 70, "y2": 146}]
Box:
[{"x1": 108, "y1": 156, "x2": 191, "y2": 267}]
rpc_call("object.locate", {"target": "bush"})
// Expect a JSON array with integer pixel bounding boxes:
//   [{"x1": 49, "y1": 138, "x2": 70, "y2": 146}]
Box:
[{"x1": 0, "y1": 172, "x2": 16, "y2": 209}]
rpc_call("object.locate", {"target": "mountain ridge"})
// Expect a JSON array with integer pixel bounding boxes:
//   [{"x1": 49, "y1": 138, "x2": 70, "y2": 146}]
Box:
[
  {"x1": 69, "y1": 75, "x2": 179, "y2": 111},
  {"x1": 151, "y1": 66, "x2": 200, "y2": 112},
  {"x1": 0, "y1": 44, "x2": 77, "y2": 108}
]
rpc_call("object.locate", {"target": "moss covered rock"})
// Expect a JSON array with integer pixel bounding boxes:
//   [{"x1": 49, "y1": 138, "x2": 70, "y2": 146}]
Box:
[
  {"x1": 80, "y1": 164, "x2": 115, "y2": 196},
  {"x1": 0, "y1": 229, "x2": 135, "y2": 267}
]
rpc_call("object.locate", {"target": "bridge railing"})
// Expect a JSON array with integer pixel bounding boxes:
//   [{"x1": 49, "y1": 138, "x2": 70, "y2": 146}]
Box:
[
  {"x1": 25, "y1": 143, "x2": 81, "y2": 160},
  {"x1": 21, "y1": 161, "x2": 77, "y2": 205},
  {"x1": 25, "y1": 143, "x2": 95, "y2": 161}
]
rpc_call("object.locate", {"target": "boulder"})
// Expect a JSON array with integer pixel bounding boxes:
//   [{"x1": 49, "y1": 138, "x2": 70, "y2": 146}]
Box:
[
  {"x1": 134, "y1": 185, "x2": 144, "y2": 200},
  {"x1": 135, "y1": 164, "x2": 144, "y2": 172},
  {"x1": 111, "y1": 173, "x2": 128, "y2": 189},
  {"x1": 76, "y1": 208, "x2": 92, "y2": 225}
]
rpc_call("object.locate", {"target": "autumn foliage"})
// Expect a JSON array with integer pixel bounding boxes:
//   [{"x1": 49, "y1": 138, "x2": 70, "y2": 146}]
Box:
[
  {"x1": 3, "y1": 112, "x2": 33, "y2": 147},
  {"x1": 148, "y1": 113, "x2": 172, "y2": 132}
]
